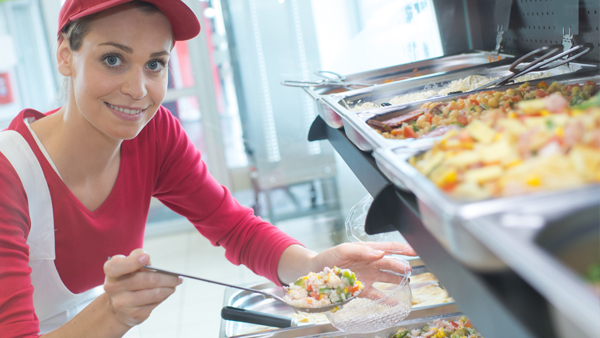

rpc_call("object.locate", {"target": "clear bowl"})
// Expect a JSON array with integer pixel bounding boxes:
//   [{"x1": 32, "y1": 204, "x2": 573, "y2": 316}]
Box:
[{"x1": 325, "y1": 256, "x2": 412, "y2": 333}]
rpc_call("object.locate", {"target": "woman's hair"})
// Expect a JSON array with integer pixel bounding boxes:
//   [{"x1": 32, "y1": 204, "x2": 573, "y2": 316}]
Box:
[{"x1": 60, "y1": 1, "x2": 163, "y2": 51}]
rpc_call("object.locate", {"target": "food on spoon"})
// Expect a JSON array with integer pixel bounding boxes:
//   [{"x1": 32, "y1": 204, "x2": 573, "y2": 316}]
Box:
[
  {"x1": 283, "y1": 267, "x2": 364, "y2": 308},
  {"x1": 410, "y1": 91, "x2": 600, "y2": 199},
  {"x1": 370, "y1": 80, "x2": 599, "y2": 140},
  {"x1": 390, "y1": 316, "x2": 482, "y2": 338}
]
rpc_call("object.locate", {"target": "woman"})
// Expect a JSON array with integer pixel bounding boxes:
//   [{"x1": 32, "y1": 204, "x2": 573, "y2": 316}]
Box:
[{"x1": 0, "y1": 0, "x2": 416, "y2": 337}]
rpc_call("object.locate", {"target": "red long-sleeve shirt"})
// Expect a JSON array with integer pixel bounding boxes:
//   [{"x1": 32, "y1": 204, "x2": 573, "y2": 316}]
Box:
[{"x1": 0, "y1": 107, "x2": 301, "y2": 337}]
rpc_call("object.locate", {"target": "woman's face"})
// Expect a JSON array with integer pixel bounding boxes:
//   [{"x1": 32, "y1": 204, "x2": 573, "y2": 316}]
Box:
[{"x1": 59, "y1": 6, "x2": 173, "y2": 141}]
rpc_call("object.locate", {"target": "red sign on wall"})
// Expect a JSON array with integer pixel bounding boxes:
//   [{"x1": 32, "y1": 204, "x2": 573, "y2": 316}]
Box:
[{"x1": 0, "y1": 72, "x2": 14, "y2": 105}]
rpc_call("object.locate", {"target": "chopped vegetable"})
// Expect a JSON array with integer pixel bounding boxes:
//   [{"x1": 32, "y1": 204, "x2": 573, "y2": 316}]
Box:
[{"x1": 284, "y1": 267, "x2": 364, "y2": 308}]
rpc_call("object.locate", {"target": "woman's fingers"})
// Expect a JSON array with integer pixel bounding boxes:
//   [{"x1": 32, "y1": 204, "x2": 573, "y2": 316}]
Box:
[
  {"x1": 104, "y1": 249, "x2": 149, "y2": 279},
  {"x1": 355, "y1": 242, "x2": 417, "y2": 256},
  {"x1": 105, "y1": 270, "x2": 182, "y2": 293},
  {"x1": 337, "y1": 243, "x2": 387, "y2": 262},
  {"x1": 103, "y1": 249, "x2": 181, "y2": 327}
]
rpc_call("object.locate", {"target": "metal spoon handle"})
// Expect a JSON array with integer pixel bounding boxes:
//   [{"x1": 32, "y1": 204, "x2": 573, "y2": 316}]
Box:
[{"x1": 143, "y1": 265, "x2": 286, "y2": 303}]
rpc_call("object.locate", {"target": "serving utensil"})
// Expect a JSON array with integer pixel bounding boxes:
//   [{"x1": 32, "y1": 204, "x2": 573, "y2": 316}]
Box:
[
  {"x1": 472, "y1": 44, "x2": 593, "y2": 91},
  {"x1": 282, "y1": 70, "x2": 374, "y2": 89},
  {"x1": 142, "y1": 265, "x2": 357, "y2": 313}
]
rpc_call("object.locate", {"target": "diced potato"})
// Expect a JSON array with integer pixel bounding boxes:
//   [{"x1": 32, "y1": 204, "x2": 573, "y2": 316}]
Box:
[
  {"x1": 445, "y1": 150, "x2": 481, "y2": 168},
  {"x1": 418, "y1": 151, "x2": 445, "y2": 176},
  {"x1": 479, "y1": 139, "x2": 517, "y2": 165},
  {"x1": 466, "y1": 120, "x2": 496, "y2": 143},
  {"x1": 464, "y1": 165, "x2": 504, "y2": 183},
  {"x1": 569, "y1": 145, "x2": 600, "y2": 180},
  {"x1": 548, "y1": 114, "x2": 569, "y2": 128},
  {"x1": 497, "y1": 119, "x2": 528, "y2": 135},
  {"x1": 523, "y1": 116, "x2": 548, "y2": 129},
  {"x1": 452, "y1": 181, "x2": 491, "y2": 200},
  {"x1": 517, "y1": 98, "x2": 545, "y2": 113}
]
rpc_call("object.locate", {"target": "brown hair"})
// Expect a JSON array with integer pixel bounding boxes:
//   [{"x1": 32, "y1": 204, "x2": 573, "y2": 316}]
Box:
[{"x1": 59, "y1": 1, "x2": 164, "y2": 51}]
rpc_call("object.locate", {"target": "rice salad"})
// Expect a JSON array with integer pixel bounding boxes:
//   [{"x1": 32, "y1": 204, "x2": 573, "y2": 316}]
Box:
[{"x1": 284, "y1": 266, "x2": 364, "y2": 308}]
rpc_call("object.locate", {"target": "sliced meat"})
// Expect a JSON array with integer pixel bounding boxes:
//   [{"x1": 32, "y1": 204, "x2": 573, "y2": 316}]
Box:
[{"x1": 373, "y1": 109, "x2": 426, "y2": 129}]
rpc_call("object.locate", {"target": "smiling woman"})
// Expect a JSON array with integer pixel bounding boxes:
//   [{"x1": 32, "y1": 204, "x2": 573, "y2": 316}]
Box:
[{"x1": 0, "y1": 1, "x2": 415, "y2": 337}]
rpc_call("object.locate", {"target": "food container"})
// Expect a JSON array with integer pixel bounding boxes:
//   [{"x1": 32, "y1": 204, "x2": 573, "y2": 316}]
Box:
[
  {"x1": 300, "y1": 51, "x2": 514, "y2": 129},
  {"x1": 220, "y1": 271, "x2": 460, "y2": 338},
  {"x1": 322, "y1": 68, "x2": 599, "y2": 151},
  {"x1": 373, "y1": 142, "x2": 600, "y2": 271},
  {"x1": 460, "y1": 205, "x2": 600, "y2": 338},
  {"x1": 222, "y1": 312, "x2": 468, "y2": 338},
  {"x1": 534, "y1": 205, "x2": 600, "y2": 338}
]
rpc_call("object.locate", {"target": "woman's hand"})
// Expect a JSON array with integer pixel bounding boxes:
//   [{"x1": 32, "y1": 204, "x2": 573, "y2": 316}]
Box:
[
  {"x1": 309, "y1": 242, "x2": 416, "y2": 286},
  {"x1": 278, "y1": 242, "x2": 416, "y2": 287},
  {"x1": 103, "y1": 249, "x2": 182, "y2": 327},
  {"x1": 309, "y1": 242, "x2": 415, "y2": 271}
]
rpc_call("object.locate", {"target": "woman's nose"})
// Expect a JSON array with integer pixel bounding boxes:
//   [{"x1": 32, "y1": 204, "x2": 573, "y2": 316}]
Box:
[{"x1": 120, "y1": 67, "x2": 147, "y2": 100}]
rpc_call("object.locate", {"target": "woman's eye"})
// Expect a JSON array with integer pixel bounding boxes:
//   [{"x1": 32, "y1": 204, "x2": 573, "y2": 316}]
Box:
[
  {"x1": 104, "y1": 56, "x2": 122, "y2": 67},
  {"x1": 147, "y1": 60, "x2": 165, "y2": 71}
]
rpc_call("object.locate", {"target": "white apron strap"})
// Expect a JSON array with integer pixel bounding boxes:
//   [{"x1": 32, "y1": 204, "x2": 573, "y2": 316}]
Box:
[
  {"x1": 0, "y1": 130, "x2": 55, "y2": 260},
  {"x1": 0, "y1": 130, "x2": 103, "y2": 333}
]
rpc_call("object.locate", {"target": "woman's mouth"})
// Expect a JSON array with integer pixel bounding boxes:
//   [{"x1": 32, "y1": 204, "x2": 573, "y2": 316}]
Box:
[
  {"x1": 105, "y1": 102, "x2": 147, "y2": 121},
  {"x1": 106, "y1": 102, "x2": 145, "y2": 115}
]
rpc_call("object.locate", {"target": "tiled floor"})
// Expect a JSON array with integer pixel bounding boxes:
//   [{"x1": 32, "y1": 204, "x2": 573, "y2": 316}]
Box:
[{"x1": 137, "y1": 212, "x2": 348, "y2": 338}]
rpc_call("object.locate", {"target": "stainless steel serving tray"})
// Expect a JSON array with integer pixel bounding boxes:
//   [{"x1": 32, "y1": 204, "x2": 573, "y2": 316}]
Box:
[
  {"x1": 323, "y1": 68, "x2": 599, "y2": 152},
  {"x1": 223, "y1": 311, "x2": 467, "y2": 338},
  {"x1": 302, "y1": 50, "x2": 514, "y2": 129},
  {"x1": 460, "y1": 206, "x2": 600, "y2": 338},
  {"x1": 220, "y1": 268, "x2": 459, "y2": 338},
  {"x1": 373, "y1": 145, "x2": 600, "y2": 273}
]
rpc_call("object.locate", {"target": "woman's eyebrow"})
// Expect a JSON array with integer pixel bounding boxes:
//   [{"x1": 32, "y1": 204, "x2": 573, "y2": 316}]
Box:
[
  {"x1": 98, "y1": 42, "x2": 169, "y2": 58},
  {"x1": 150, "y1": 51, "x2": 170, "y2": 58},
  {"x1": 99, "y1": 42, "x2": 133, "y2": 53}
]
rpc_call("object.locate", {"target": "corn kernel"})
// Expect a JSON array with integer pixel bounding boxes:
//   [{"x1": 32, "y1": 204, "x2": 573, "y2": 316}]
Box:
[
  {"x1": 526, "y1": 175, "x2": 541, "y2": 187},
  {"x1": 508, "y1": 112, "x2": 517, "y2": 119},
  {"x1": 556, "y1": 127, "x2": 564, "y2": 137},
  {"x1": 540, "y1": 110, "x2": 550, "y2": 116}
]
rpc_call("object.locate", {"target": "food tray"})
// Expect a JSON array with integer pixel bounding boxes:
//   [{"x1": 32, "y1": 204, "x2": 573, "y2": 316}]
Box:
[
  {"x1": 461, "y1": 206, "x2": 600, "y2": 338},
  {"x1": 372, "y1": 145, "x2": 600, "y2": 273},
  {"x1": 302, "y1": 50, "x2": 514, "y2": 129},
  {"x1": 322, "y1": 68, "x2": 599, "y2": 151},
  {"x1": 220, "y1": 269, "x2": 459, "y2": 338},
  {"x1": 223, "y1": 312, "x2": 467, "y2": 338}
]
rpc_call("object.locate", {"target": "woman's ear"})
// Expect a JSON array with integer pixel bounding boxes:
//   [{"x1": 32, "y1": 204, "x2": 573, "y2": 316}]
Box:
[{"x1": 57, "y1": 36, "x2": 73, "y2": 77}]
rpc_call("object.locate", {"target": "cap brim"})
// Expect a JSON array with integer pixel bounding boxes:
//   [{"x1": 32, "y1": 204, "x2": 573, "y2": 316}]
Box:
[{"x1": 69, "y1": 0, "x2": 200, "y2": 41}]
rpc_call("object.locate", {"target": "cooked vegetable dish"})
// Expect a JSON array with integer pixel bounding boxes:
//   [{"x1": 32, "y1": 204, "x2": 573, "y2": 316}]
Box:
[
  {"x1": 390, "y1": 316, "x2": 482, "y2": 338},
  {"x1": 350, "y1": 72, "x2": 558, "y2": 112},
  {"x1": 369, "y1": 80, "x2": 599, "y2": 140},
  {"x1": 283, "y1": 266, "x2": 364, "y2": 308},
  {"x1": 410, "y1": 91, "x2": 600, "y2": 199}
]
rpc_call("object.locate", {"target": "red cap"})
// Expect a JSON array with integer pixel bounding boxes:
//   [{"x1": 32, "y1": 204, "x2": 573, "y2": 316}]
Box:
[{"x1": 58, "y1": 0, "x2": 201, "y2": 41}]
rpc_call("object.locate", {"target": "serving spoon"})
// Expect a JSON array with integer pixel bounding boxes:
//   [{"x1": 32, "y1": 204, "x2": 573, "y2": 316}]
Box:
[{"x1": 143, "y1": 265, "x2": 357, "y2": 313}]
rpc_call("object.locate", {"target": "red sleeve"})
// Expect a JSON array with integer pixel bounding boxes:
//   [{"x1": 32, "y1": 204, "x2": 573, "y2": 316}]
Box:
[
  {"x1": 151, "y1": 108, "x2": 303, "y2": 285},
  {"x1": 0, "y1": 153, "x2": 41, "y2": 337}
]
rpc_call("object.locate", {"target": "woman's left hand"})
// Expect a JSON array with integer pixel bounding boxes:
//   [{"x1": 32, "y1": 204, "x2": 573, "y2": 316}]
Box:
[
  {"x1": 308, "y1": 242, "x2": 416, "y2": 286},
  {"x1": 278, "y1": 242, "x2": 416, "y2": 288}
]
